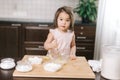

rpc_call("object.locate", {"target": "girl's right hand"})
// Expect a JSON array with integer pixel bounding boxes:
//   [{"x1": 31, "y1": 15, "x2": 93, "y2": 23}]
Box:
[{"x1": 51, "y1": 40, "x2": 58, "y2": 49}]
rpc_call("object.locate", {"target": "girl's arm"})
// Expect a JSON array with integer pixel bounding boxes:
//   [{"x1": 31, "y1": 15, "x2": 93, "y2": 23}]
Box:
[
  {"x1": 44, "y1": 32, "x2": 57, "y2": 50},
  {"x1": 70, "y1": 33, "x2": 76, "y2": 60}
]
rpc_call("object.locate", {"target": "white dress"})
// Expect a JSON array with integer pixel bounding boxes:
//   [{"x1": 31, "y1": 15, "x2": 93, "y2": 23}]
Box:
[{"x1": 49, "y1": 28, "x2": 74, "y2": 55}]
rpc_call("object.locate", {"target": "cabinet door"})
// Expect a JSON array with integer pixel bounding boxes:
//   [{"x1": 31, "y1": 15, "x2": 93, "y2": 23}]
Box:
[
  {"x1": 74, "y1": 24, "x2": 96, "y2": 59},
  {"x1": 25, "y1": 26, "x2": 49, "y2": 42},
  {"x1": 0, "y1": 26, "x2": 20, "y2": 58},
  {"x1": 75, "y1": 25, "x2": 96, "y2": 40},
  {"x1": 24, "y1": 26, "x2": 50, "y2": 55}
]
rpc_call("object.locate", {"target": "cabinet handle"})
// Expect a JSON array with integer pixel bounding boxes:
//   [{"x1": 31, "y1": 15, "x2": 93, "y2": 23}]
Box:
[
  {"x1": 38, "y1": 24, "x2": 48, "y2": 27},
  {"x1": 77, "y1": 36, "x2": 86, "y2": 39},
  {"x1": 38, "y1": 46, "x2": 44, "y2": 49},
  {"x1": 26, "y1": 47, "x2": 44, "y2": 50},
  {"x1": 80, "y1": 26, "x2": 84, "y2": 29},
  {"x1": 79, "y1": 32, "x2": 83, "y2": 35},
  {"x1": 11, "y1": 24, "x2": 21, "y2": 26},
  {"x1": 77, "y1": 47, "x2": 86, "y2": 50}
]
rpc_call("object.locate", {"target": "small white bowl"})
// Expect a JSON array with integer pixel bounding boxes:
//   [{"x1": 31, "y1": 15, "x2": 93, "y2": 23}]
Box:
[
  {"x1": 1, "y1": 58, "x2": 14, "y2": 63},
  {"x1": 0, "y1": 58, "x2": 15, "y2": 69},
  {"x1": 43, "y1": 62, "x2": 62, "y2": 72},
  {"x1": 28, "y1": 56, "x2": 43, "y2": 64},
  {"x1": 16, "y1": 60, "x2": 32, "y2": 72},
  {"x1": 16, "y1": 65, "x2": 32, "y2": 72}
]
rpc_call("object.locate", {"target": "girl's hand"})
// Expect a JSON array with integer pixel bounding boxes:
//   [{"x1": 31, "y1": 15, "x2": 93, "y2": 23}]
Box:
[
  {"x1": 70, "y1": 55, "x2": 76, "y2": 60},
  {"x1": 51, "y1": 40, "x2": 58, "y2": 49}
]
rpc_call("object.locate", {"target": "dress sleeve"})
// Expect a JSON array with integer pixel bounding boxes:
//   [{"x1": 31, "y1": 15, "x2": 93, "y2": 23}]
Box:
[
  {"x1": 49, "y1": 29, "x2": 54, "y2": 33},
  {"x1": 49, "y1": 29, "x2": 55, "y2": 37},
  {"x1": 72, "y1": 31, "x2": 75, "y2": 36}
]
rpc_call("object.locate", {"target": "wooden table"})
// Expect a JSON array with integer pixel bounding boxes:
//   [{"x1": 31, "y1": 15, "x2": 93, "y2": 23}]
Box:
[
  {"x1": 0, "y1": 56, "x2": 108, "y2": 80},
  {"x1": 13, "y1": 55, "x2": 95, "y2": 80}
]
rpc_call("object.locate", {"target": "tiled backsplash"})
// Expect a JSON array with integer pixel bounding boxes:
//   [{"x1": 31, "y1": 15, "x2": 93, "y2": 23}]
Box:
[{"x1": 0, "y1": 0, "x2": 80, "y2": 22}]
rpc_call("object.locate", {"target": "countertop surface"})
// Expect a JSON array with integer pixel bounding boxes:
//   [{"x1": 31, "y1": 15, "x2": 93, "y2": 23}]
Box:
[
  {"x1": 0, "y1": 17, "x2": 53, "y2": 23},
  {"x1": 0, "y1": 17, "x2": 96, "y2": 25},
  {"x1": 13, "y1": 55, "x2": 95, "y2": 79}
]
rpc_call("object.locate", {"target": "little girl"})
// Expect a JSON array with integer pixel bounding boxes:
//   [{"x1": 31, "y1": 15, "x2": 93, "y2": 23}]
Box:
[{"x1": 44, "y1": 6, "x2": 76, "y2": 60}]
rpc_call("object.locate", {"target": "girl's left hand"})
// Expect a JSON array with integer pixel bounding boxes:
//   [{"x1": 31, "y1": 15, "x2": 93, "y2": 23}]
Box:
[{"x1": 70, "y1": 55, "x2": 76, "y2": 60}]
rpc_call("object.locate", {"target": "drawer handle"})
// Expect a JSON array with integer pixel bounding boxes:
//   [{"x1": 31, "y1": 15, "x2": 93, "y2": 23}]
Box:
[
  {"x1": 38, "y1": 24, "x2": 48, "y2": 27},
  {"x1": 38, "y1": 46, "x2": 44, "y2": 49},
  {"x1": 79, "y1": 32, "x2": 83, "y2": 35},
  {"x1": 77, "y1": 47, "x2": 86, "y2": 50},
  {"x1": 77, "y1": 36, "x2": 86, "y2": 39},
  {"x1": 26, "y1": 47, "x2": 40, "y2": 50},
  {"x1": 80, "y1": 26, "x2": 84, "y2": 29},
  {"x1": 11, "y1": 24, "x2": 21, "y2": 26}
]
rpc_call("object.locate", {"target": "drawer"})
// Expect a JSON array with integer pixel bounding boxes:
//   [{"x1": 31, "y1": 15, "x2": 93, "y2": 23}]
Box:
[
  {"x1": 24, "y1": 26, "x2": 49, "y2": 42},
  {"x1": 74, "y1": 26, "x2": 96, "y2": 37},
  {"x1": 24, "y1": 41, "x2": 44, "y2": 48},
  {"x1": 24, "y1": 41, "x2": 47, "y2": 55},
  {"x1": 75, "y1": 32, "x2": 95, "y2": 37},
  {"x1": 74, "y1": 25, "x2": 96, "y2": 31},
  {"x1": 75, "y1": 36, "x2": 95, "y2": 42},
  {"x1": 25, "y1": 47, "x2": 47, "y2": 55},
  {"x1": 76, "y1": 43, "x2": 94, "y2": 50},
  {"x1": 76, "y1": 50, "x2": 94, "y2": 59},
  {"x1": 76, "y1": 39, "x2": 94, "y2": 43}
]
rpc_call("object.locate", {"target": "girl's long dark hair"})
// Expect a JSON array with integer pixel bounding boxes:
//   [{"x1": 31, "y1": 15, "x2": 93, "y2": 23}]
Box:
[{"x1": 53, "y1": 6, "x2": 74, "y2": 31}]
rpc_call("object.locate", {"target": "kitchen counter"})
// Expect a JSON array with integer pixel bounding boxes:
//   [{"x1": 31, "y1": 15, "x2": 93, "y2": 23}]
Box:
[
  {"x1": 0, "y1": 18, "x2": 96, "y2": 26},
  {"x1": 0, "y1": 17, "x2": 53, "y2": 23}
]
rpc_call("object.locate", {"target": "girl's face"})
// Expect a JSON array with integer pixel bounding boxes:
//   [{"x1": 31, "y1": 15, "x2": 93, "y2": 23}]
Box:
[{"x1": 57, "y1": 11, "x2": 71, "y2": 32}]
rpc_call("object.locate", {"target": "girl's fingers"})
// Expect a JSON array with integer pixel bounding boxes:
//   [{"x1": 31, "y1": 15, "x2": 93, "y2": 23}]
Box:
[{"x1": 70, "y1": 55, "x2": 76, "y2": 60}]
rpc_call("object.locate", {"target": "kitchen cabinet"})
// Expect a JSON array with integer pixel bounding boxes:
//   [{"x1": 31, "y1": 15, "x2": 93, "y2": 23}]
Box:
[
  {"x1": 0, "y1": 22, "x2": 22, "y2": 58},
  {"x1": 74, "y1": 24, "x2": 96, "y2": 59},
  {"x1": 0, "y1": 21, "x2": 96, "y2": 60},
  {"x1": 23, "y1": 23, "x2": 96, "y2": 59},
  {"x1": 0, "y1": 21, "x2": 53, "y2": 58},
  {"x1": 23, "y1": 24, "x2": 53, "y2": 55}
]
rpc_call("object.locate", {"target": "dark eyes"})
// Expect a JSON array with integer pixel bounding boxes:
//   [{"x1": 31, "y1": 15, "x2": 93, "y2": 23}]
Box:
[
  {"x1": 60, "y1": 19, "x2": 63, "y2": 20},
  {"x1": 59, "y1": 19, "x2": 70, "y2": 22},
  {"x1": 66, "y1": 20, "x2": 70, "y2": 22}
]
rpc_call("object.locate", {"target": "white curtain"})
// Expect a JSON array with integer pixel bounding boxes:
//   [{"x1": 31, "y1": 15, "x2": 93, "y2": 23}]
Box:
[{"x1": 94, "y1": 0, "x2": 120, "y2": 60}]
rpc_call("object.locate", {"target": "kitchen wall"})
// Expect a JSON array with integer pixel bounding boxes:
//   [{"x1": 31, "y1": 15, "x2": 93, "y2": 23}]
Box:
[{"x1": 0, "y1": 0, "x2": 79, "y2": 22}]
